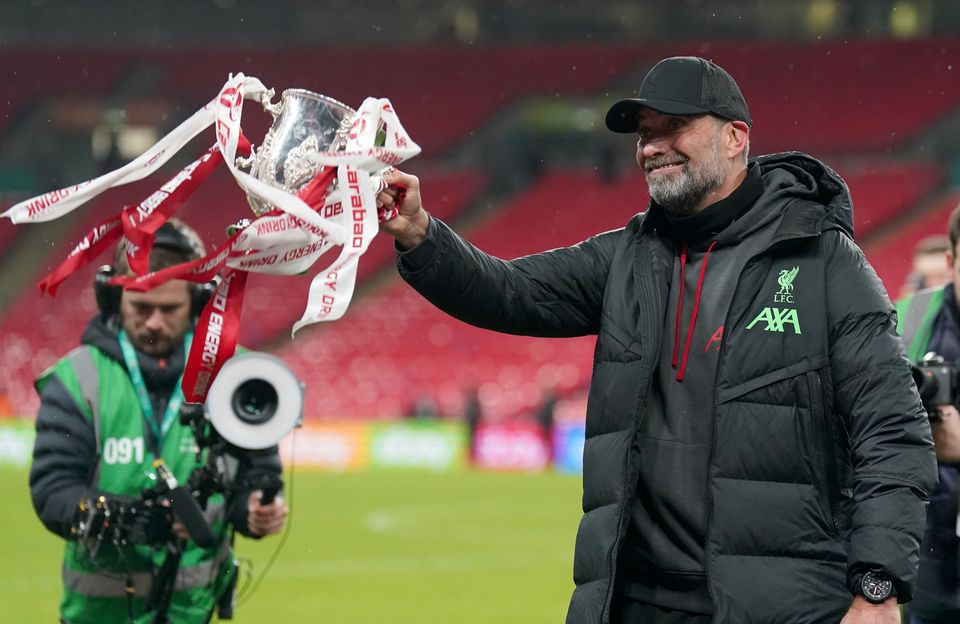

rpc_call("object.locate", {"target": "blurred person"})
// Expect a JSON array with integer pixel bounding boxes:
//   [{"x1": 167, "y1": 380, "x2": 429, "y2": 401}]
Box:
[
  {"x1": 0, "y1": 384, "x2": 13, "y2": 418},
  {"x1": 896, "y1": 206, "x2": 960, "y2": 624},
  {"x1": 463, "y1": 387, "x2": 482, "y2": 464},
  {"x1": 29, "y1": 219, "x2": 288, "y2": 624},
  {"x1": 899, "y1": 235, "x2": 952, "y2": 299},
  {"x1": 536, "y1": 387, "x2": 558, "y2": 465},
  {"x1": 378, "y1": 56, "x2": 937, "y2": 623},
  {"x1": 405, "y1": 393, "x2": 439, "y2": 419}
]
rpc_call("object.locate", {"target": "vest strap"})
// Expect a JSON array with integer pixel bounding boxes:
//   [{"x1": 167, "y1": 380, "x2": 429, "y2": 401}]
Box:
[
  {"x1": 66, "y1": 346, "x2": 103, "y2": 484},
  {"x1": 901, "y1": 288, "x2": 940, "y2": 360}
]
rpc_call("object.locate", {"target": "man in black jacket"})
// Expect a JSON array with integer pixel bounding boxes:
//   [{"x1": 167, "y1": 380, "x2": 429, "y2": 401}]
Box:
[
  {"x1": 30, "y1": 220, "x2": 287, "y2": 623},
  {"x1": 896, "y1": 205, "x2": 960, "y2": 624},
  {"x1": 377, "y1": 56, "x2": 938, "y2": 624}
]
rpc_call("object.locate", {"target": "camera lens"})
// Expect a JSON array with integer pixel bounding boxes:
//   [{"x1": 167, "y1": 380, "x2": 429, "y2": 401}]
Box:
[{"x1": 231, "y1": 378, "x2": 278, "y2": 424}]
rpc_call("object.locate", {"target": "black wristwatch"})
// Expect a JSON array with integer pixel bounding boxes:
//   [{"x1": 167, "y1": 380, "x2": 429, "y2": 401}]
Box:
[{"x1": 858, "y1": 571, "x2": 895, "y2": 603}]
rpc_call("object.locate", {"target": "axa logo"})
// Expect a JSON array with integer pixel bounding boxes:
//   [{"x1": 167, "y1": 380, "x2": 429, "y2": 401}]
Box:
[
  {"x1": 774, "y1": 266, "x2": 799, "y2": 303},
  {"x1": 746, "y1": 307, "x2": 802, "y2": 334},
  {"x1": 747, "y1": 266, "x2": 802, "y2": 334}
]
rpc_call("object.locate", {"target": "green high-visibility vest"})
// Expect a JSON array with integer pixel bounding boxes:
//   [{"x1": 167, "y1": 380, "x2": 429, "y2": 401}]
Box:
[
  {"x1": 37, "y1": 344, "x2": 233, "y2": 624},
  {"x1": 895, "y1": 286, "x2": 945, "y2": 361}
]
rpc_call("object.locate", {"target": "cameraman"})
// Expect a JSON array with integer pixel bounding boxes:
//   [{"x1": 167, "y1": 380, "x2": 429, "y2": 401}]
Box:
[
  {"x1": 29, "y1": 219, "x2": 288, "y2": 624},
  {"x1": 897, "y1": 205, "x2": 960, "y2": 624}
]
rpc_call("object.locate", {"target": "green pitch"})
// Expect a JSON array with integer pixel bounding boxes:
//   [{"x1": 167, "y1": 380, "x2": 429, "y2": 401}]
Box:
[{"x1": 1, "y1": 467, "x2": 582, "y2": 623}]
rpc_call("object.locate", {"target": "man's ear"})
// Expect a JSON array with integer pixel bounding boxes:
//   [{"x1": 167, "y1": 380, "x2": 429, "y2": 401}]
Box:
[{"x1": 727, "y1": 120, "x2": 750, "y2": 160}]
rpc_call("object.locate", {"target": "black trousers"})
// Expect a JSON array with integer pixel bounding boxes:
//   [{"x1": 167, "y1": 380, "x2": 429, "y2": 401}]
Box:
[{"x1": 611, "y1": 595, "x2": 713, "y2": 624}]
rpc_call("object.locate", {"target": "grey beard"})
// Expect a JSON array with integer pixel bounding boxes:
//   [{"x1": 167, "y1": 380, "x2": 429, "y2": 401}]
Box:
[
  {"x1": 649, "y1": 177, "x2": 706, "y2": 217},
  {"x1": 646, "y1": 141, "x2": 727, "y2": 217}
]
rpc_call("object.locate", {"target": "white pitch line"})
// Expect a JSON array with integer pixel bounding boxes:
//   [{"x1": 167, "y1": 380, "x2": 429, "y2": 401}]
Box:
[{"x1": 362, "y1": 499, "x2": 573, "y2": 546}]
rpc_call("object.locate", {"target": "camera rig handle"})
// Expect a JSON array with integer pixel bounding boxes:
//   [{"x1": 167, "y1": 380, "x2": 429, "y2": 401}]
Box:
[
  {"x1": 259, "y1": 479, "x2": 280, "y2": 505},
  {"x1": 153, "y1": 460, "x2": 217, "y2": 549}
]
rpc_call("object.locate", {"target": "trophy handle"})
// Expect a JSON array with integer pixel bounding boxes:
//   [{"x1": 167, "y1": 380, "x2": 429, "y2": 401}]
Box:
[
  {"x1": 236, "y1": 87, "x2": 283, "y2": 169},
  {"x1": 258, "y1": 88, "x2": 283, "y2": 119},
  {"x1": 235, "y1": 152, "x2": 256, "y2": 169}
]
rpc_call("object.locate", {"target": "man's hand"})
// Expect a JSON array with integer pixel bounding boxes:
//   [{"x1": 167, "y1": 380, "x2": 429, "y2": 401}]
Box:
[
  {"x1": 839, "y1": 596, "x2": 900, "y2": 624},
  {"x1": 247, "y1": 490, "x2": 287, "y2": 537},
  {"x1": 377, "y1": 169, "x2": 429, "y2": 250},
  {"x1": 170, "y1": 519, "x2": 191, "y2": 541},
  {"x1": 932, "y1": 404, "x2": 960, "y2": 462},
  {"x1": 159, "y1": 497, "x2": 191, "y2": 541}
]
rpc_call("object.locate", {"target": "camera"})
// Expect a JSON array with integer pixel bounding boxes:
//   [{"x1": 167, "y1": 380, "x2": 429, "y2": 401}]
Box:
[
  {"x1": 70, "y1": 352, "x2": 302, "y2": 620},
  {"x1": 72, "y1": 353, "x2": 302, "y2": 548},
  {"x1": 911, "y1": 353, "x2": 960, "y2": 417},
  {"x1": 72, "y1": 459, "x2": 217, "y2": 552},
  {"x1": 73, "y1": 491, "x2": 172, "y2": 555}
]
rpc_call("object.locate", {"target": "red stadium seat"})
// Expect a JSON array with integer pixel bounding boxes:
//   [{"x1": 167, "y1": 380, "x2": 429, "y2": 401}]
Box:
[{"x1": 864, "y1": 191, "x2": 960, "y2": 299}]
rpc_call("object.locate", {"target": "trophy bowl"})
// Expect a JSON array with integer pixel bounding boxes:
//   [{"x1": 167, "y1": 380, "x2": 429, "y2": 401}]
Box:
[{"x1": 244, "y1": 89, "x2": 356, "y2": 216}]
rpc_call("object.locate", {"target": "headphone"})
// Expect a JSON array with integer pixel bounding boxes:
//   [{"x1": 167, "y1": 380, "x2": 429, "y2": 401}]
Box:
[{"x1": 94, "y1": 221, "x2": 215, "y2": 319}]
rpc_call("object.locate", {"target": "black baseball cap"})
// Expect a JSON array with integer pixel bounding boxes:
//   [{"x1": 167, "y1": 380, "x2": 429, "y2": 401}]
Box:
[{"x1": 605, "y1": 56, "x2": 752, "y2": 133}]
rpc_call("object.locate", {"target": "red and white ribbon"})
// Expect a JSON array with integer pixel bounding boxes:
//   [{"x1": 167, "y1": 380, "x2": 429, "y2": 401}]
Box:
[
  {"x1": 38, "y1": 215, "x2": 124, "y2": 295},
  {"x1": 182, "y1": 268, "x2": 247, "y2": 403},
  {"x1": 6, "y1": 72, "x2": 422, "y2": 400},
  {"x1": 288, "y1": 98, "x2": 419, "y2": 333},
  {"x1": 121, "y1": 144, "x2": 239, "y2": 276},
  {"x1": 1, "y1": 76, "x2": 267, "y2": 224}
]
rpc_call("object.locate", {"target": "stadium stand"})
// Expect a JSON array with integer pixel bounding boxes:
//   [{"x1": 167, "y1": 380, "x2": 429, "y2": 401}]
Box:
[
  {"x1": 0, "y1": 38, "x2": 945, "y2": 157},
  {"x1": 699, "y1": 38, "x2": 960, "y2": 154},
  {"x1": 1, "y1": 38, "x2": 959, "y2": 420},
  {"x1": 0, "y1": 168, "x2": 483, "y2": 415},
  {"x1": 178, "y1": 38, "x2": 954, "y2": 157},
  {"x1": 842, "y1": 161, "x2": 946, "y2": 238},
  {"x1": 0, "y1": 49, "x2": 129, "y2": 133},
  {"x1": 146, "y1": 44, "x2": 651, "y2": 156},
  {"x1": 863, "y1": 191, "x2": 960, "y2": 300},
  {"x1": 0, "y1": 213, "x2": 19, "y2": 253}
]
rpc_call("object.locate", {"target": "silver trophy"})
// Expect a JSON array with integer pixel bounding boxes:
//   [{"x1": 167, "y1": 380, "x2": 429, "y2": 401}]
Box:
[{"x1": 239, "y1": 88, "x2": 357, "y2": 216}]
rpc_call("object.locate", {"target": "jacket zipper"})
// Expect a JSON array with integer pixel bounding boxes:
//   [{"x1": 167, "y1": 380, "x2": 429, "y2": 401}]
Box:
[
  {"x1": 599, "y1": 241, "x2": 664, "y2": 624},
  {"x1": 703, "y1": 248, "x2": 787, "y2": 622},
  {"x1": 703, "y1": 237, "x2": 830, "y2": 623},
  {"x1": 704, "y1": 283, "x2": 738, "y2": 624},
  {"x1": 607, "y1": 230, "x2": 822, "y2": 622},
  {"x1": 600, "y1": 429, "x2": 637, "y2": 624},
  {"x1": 811, "y1": 370, "x2": 840, "y2": 534}
]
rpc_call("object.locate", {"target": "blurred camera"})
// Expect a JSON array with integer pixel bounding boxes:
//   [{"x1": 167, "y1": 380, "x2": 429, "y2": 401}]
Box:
[
  {"x1": 911, "y1": 353, "x2": 960, "y2": 417},
  {"x1": 73, "y1": 492, "x2": 172, "y2": 556}
]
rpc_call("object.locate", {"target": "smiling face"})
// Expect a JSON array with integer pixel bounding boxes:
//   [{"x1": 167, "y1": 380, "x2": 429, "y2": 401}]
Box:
[{"x1": 635, "y1": 108, "x2": 749, "y2": 218}]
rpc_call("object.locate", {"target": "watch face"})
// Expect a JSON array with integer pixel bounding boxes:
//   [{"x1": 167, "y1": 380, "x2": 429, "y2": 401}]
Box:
[{"x1": 861, "y1": 572, "x2": 893, "y2": 602}]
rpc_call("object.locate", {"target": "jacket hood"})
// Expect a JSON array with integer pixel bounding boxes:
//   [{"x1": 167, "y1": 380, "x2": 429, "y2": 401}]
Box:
[
  {"x1": 640, "y1": 152, "x2": 854, "y2": 246},
  {"x1": 80, "y1": 314, "x2": 187, "y2": 391},
  {"x1": 754, "y1": 151, "x2": 854, "y2": 241},
  {"x1": 81, "y1": 314, "x2": 124, "y2": 363}
]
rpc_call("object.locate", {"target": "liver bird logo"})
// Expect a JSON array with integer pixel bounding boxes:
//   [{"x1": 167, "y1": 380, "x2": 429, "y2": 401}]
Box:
[{"x1": 777, "y1": 266, "x2": 799, "y2": 295}]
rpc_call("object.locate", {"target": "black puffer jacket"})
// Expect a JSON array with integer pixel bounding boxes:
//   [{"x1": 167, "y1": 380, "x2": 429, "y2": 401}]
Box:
[{"x1": 399, "y1": 152, "x2": 938, "y2": 623}]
